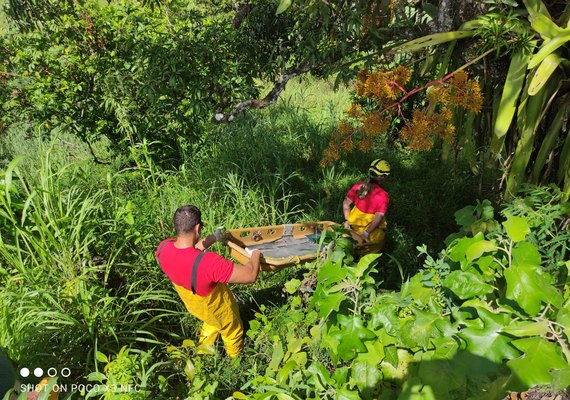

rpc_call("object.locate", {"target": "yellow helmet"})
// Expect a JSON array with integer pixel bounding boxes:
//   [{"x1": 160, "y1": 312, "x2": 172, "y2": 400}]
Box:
[{"x1": 369, "y1": 159, "x2": 391, "y2": 177}]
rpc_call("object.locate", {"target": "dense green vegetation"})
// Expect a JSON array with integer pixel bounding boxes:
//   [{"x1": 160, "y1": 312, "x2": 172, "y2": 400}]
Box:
[
  {"x1": 1, "y1": 76, "x2": 568, "y2": 400},
  {"x1": 1, "y1": 0, "x2": 569, "y2": 399}
]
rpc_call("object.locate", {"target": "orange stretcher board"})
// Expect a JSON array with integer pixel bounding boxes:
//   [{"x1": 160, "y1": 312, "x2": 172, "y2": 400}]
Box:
[{"x1": 225, "y1": 221, "x2": 366, "y2": 271}]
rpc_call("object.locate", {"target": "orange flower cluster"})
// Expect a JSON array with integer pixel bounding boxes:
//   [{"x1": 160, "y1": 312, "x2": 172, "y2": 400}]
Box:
[
  {"x1": 321, "y1": 121, "x2": 353, "y2": 166},
  {"x1": 400, "y1": 108, "x2": 455, "y2": 151},
  {"x1": 321, "y1": 67, "x2": 482, "y2": 166},
  {"x1": 428, "y1": 71, "x2": 482, "y2": 113},
  {"x1": 346, "y1": 103, "x2": 362, "y2": 118},
  {"x1": 362, "y1": 111, "x2": 389, "y2": 136},
  {"x1": 356, "y1": 66, "x2": 411, "y2": 108}
]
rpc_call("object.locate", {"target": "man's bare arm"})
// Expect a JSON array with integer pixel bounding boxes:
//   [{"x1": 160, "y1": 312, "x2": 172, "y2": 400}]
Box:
[{"x1": 228, "y1": 250, "x2": 261, "y2": 284}]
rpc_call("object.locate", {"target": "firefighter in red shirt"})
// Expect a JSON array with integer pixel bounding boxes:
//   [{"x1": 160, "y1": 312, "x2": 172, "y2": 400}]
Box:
[
  {"x1": 343, "y1": 159, "x2": 391, "y2": 254},
  {"x1": 156, "y1": 205, "x2": 261, "y2": 357}
]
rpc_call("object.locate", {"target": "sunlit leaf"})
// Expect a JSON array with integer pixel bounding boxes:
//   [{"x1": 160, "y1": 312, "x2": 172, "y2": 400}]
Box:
[
  {"x1": 443, "y1": 270, "x2": 494, "y2": 300},
  {"x1": 458, "y1": 307, "x2": 519, "y2": 363},
  {"x1": 275, "y1": 0, "x2": 292, "y2": 15},
  {"x1": 333, "y1": 315, "x2": 376, "y2": 361},
  {"x1": 504, "y1": 262, "x2": 562, "y2": 316},
  {"x1": 465, "y1": 240, "x2": 497, "y2": 261},
  {"x1": 507, "y1": 337, "x2": 567, "y2": 386},
  {"x1": 352, "y1": 361, "x2": 381, "y2": 398},
  {"x1": 400, "y1": 309, "x2": 444, "y2": 349},
  {"x1": 502, "y1": 214, "x2": 530, "y2": 242},
  {"x1": 501, "y1": 320, "x2": 548, "y2": 337}
]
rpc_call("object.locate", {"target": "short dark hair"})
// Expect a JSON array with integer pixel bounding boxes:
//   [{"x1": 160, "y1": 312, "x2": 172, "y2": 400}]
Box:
[{"x1": 173, "y1": 205, "x2": 202, "y2": 235}]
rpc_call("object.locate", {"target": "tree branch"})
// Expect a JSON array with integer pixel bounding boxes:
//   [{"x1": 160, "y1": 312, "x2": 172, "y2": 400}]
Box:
[
  {"x1": 232, "y1": 3, "x2": 252, "y2": 29},
  {"x1": 212, "y1": 64, "x2": 312, "y2": 123}
]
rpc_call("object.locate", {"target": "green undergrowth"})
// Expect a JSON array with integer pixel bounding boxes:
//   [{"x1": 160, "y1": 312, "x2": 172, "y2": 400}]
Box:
[{"x1": 0, "y1": 76, "x2": 521, "y2": 399}]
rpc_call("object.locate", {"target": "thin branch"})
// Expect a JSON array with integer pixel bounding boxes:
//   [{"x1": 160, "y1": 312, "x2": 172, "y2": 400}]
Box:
[{"x1": 212, "y1": 64, "x2": 312, "y2": 123}]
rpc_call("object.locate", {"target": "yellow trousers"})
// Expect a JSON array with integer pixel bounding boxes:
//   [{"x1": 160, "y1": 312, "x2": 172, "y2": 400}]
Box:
[
  {"x1": 173, "y1": 282, "x2": 244, "y2": 357},
  {"x1": 348, "y1": 207, "x2": 387, "y2": 254}
]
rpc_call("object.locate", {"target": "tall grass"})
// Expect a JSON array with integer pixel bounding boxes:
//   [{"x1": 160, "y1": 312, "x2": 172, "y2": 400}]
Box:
[{"x1": 0, "y1": 75, "x2": 500, "y2": 397}]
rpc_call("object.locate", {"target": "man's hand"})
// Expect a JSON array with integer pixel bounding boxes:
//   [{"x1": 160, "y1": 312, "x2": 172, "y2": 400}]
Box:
[
  {"x1": 360, "y1": 230, "x2": 370, "y2": 242},
  {"x1": 343, "y1": 220, "x2": 351, "y2": 230}
]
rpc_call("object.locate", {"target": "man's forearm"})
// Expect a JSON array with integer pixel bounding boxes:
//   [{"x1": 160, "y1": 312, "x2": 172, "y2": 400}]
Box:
[{"x1": 249, "y1": 250, "x2": 261, "y2": 280}]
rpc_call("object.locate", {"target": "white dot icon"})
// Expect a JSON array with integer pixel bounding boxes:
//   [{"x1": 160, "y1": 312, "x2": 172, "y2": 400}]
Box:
[
  {"x1": 20, "y1": 368, "x2": 30, "y2": 377},
  {"x1": 33, "y1": 367, "x2": 43, "y2": 377}
]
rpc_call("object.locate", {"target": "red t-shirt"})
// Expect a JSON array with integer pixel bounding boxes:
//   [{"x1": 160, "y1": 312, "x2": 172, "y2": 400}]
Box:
[
  {"x1": 156, "y1": 239, "x2": 234, "y2": 297},
  {"x1": 347, "y1": 182, "x2": 389, "y2": 214}
]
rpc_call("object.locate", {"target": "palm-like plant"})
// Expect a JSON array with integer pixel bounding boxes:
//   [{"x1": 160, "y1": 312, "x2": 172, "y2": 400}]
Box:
[{"x1": 394, "y1": 0, "x2": 570, "y2": 198}]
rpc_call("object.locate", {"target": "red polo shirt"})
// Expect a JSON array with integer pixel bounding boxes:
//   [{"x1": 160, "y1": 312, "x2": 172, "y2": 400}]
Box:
[
  {"x1": 347, "y1": 182, "x2": 389, "y2": 214},
  {"x1": 156, "y1": 239, "x2": 234, "y2": 297}
]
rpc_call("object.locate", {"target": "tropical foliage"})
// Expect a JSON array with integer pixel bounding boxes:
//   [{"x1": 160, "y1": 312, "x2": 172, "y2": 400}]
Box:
[{"x1": 1, "y1": 0, "x2": 569, "y2": 399}]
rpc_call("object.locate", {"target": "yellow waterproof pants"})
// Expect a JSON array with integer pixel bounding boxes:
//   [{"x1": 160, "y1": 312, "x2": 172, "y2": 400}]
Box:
[
  {"x1": 173, "y1": 283, "x2": 244, "y2": 357},
  {"x1": 348, "y1": 207, "x2": 387, "y2": 254}
]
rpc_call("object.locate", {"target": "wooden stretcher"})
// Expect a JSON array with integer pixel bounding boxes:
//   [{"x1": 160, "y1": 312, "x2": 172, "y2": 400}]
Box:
[{"x1": 225, "y1": 221, "x2": 367, "y2": 270}]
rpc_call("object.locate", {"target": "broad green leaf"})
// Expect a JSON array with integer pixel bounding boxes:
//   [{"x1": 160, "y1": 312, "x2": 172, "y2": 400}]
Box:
[
  {"x1": 458, "y1": 307, "x2": 519, "y2": 363},
  {"x1": 315, "y1": 291, "x2": 345, "y2": 318},
  {"x1": 443, "y1": 270, "x2": 494, "y2": 300},
  {"x1": 501, "y1": 320, "x2": 548, "y2": 337},
  {"x1": 491, "y1": 49, "x2": 532, "y2": 154},
  {"x1": 355, "y1": 340, "x2": 385, "y2": 366},
  {"x1": 529, "y1": 12, "x2": 562, "y2": 39},
  {"x1": 86, "y1": 371, "x2": 106, "y2": 382},
  {"x1": 400, "y1": 380, "x2": 437, "y2": 400},
  {"x1": 352, "y1": 253, "x2": 380, "y2": 278},
  {"x1": 522, "y1": 0, "x2": 552, "y2": 19},
  {"x1": 531, "y1": 98, "x2": 570, "y2": 182},
  {"x1": 351, "y1": 361, "x2": 381, "y2": 398},
  {"x1": 505, "y1": 262, "x2": 563, "y2": 316},
  {"x1": 317, "y1": 259, "x2": 347, "y2": 285},
  {"x1": 284, "y1": 278, "x2": 301, "y2": 294},
  {"x1": 511, "y1": 241, "x2": 541, "y2": 267},
  {"x1": 394, "y1": 31, "x2": 475, "y2": 53},
  {"x1": 95, "y1": 351, "x2": 108, "y2": 363},
  {"x1": 400, "y1": 309, "x2": 443, "y2": 349},
  {"x1": 184, "y1": 359, "x2": 195, "y2": 381},
  {"x1": 507, "y1": 337, "x2": 567, "y2": 386},
  {"x1": 380, "y1": 348, "x2": 414, "y2": 381},
  {"x1": 307, "y1": 362, "x2": 333, "y2": 390},
  {"x1": 551, "y1": 366, "x2": 570, "y2": 392},
  {"x1": 454, "y1": 206, "x2": 476, "y2": 229},
  {"x1": 333, "y1": 366, "x2": 350, "y2": 386},
  {"x1": 275, "y1": 0, "x2": 292, "y2": 15},
  {"x1": 336, "y1": 388, "x2": 361, "y2": 400},
  {"x1": 406, "y1": 274, "x2": 435, "y2": 305},
  {"x1": 448, "y1": 232, "x2": 484, "y2": 263},
  {"x1": 416, "y1": 350, "x2": 465, "y2": 397},
  {"x1": 432, "y1": 337, "x2": 459, "y2": 360},
  {"x1": 528, "y1": 53, "x2": 562, "y2": 95},
  {"x1": 556, "y1": 307, "x2": 570, "y2": 331},
  {"x1": 334, "y1": 315, "x2": 376, "y2": 361},
  {"x1": 502, "y1": 214, "x2": 530, "y2": 242},
  {"x1": 368, "y1": 302, "x2": 400, "y2": 335},
  {"x1": 465, "y1": 240, "x2": 497, "y2": 261},
  {"x1": 267, "y1": 336, "x2": 284, "y2": 374},
  {"x1": 276, "y1": 359, "x2": 298, "y2": 385},
  {"x1": 528, "y1": 30, "x2": 570, "y2": 69},
  {"x1": 475, "y1": 255, "x2": 501, "y2": 280}
]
